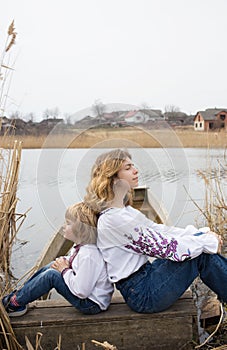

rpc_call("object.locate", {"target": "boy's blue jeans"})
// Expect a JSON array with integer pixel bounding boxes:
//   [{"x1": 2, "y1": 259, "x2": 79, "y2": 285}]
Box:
[
  {"x1": 14, "y1": 263, "x2": 101, "y2": 314},
  {"x1": 116, "y1": 253, "x2": 227, "y2": 313}
]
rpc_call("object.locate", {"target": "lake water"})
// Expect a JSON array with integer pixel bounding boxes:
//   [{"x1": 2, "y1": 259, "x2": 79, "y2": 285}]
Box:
[{"x1": 12, "y1": 147, "x2": 226, "y2": 278}]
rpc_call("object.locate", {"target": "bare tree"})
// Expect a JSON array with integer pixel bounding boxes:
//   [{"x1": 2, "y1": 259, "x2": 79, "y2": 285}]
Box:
[
  {"x1": 165, "y1": 104, "x2": 180, "y2": 113},
  {"x1": 64, "y1": 113, "x2": 72, "y2": 125},
  {"x1": 25, "y1": 112, "x2": 35, "y2": 122},
  {"x1": 140, "y1": 102, "x2": 150, "y2": 110},
  {"x1": 43, "y1": 108, "x2": 51, "y2": 119},
  {"x1": 92, "y1": 99, "x2": 106, "y2": 124},
  {"x1": 164, "y1": 104, "x2": 181, "y2": 120},
  {"x1": 140, "y1": 102, "x2": 151, "y2": 121},
  {"x1": 52, "y1": 107, "x2": 60, "y2": 119},
  {"x1": 9, "y1": 110, "x2": 22, "y2": 120},
  {"x1": 43, "y1": 107, "x2": 60, "y2": 120}
]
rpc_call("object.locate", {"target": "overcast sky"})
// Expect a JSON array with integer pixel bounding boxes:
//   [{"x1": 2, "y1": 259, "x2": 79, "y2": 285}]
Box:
[{"x1": 1, "y1": 0, "x2": 227, "y2": 121}]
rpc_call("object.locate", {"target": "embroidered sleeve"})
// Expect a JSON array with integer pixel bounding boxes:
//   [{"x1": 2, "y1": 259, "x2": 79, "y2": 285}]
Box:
[
  {"x1": 124, "y1": 225, "x2": 218, "y2": 262},
  {"x1": 125, "y1": 226, "x2": 191, "y2": 262}
]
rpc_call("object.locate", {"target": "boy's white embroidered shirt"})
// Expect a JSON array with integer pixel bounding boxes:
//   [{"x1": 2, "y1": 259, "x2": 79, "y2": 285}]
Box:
[{"x1": 62, "y1": 244, "x2": 113, "y2": 310}]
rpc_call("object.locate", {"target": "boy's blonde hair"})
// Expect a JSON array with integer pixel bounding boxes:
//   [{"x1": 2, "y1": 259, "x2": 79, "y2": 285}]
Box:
[
  {"x1": 65, "y1": 202, "x2": 97, "y2": 245},
  {"x1": 84, "y1": 148, "x2": 133, "y2": 213}
]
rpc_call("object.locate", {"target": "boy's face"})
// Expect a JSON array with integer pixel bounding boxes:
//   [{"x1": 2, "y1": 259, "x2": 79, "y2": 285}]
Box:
[{"x1": 63, "y1": 218, "x2": 77, "y2": 243}]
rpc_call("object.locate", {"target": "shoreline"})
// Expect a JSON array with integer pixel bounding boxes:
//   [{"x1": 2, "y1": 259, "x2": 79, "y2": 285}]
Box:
[{"x1": 1, "y1": 128, "x2": 226, "y2": 148}]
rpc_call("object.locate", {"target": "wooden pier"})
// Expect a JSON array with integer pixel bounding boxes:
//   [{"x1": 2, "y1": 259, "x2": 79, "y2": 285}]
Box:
[{"x1": 11, "y1": 290, "x2": 198, "y2": 350}]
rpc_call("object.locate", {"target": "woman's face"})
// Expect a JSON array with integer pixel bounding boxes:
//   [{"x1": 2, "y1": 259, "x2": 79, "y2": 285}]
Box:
[{"x1": 116, "y1": 157, "x2": 139, "y2": 188}]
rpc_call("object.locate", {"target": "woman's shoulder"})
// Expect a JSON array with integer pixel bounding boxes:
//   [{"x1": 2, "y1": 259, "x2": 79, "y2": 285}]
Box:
[
  {"x1": 99, "y1": 206, "x2": 134, "y2": 222},
  {"x1": 98, "y1": 206, "x2": 142, "y2": 232},
  {"x1": 100, "y1": 205, "x2": 135, "y2": 215}
]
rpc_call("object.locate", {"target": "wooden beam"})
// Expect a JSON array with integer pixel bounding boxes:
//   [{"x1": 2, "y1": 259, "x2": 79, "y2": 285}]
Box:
[{"x1": 11, "y1": 292, "x2": 198, "y2": 350}]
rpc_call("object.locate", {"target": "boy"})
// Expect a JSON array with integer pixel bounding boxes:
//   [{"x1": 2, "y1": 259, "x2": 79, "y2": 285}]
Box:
[{"x1": 2, "y1": 202, "x2": 113, "y2": 316}]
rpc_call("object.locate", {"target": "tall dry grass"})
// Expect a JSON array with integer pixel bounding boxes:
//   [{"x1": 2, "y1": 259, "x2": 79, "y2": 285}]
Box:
[
  {"x1": 0, "y1": 128, "x2": 226, "y2": 149},
  {"x1": 0, "y1": 20, "x2": 21, "y2": 288},
  {"x1": 0, "y1": 140, "x2": 26, "y2": 285},
  {"x1": 190, "y1": 151, "x2": 227, "y2": 348},
  {"x1": 0, "y1": 20, "x2": 25, "y2": 350},
  {"x1": 196, "y1": 151, "x2": 227, "y2": 254}
]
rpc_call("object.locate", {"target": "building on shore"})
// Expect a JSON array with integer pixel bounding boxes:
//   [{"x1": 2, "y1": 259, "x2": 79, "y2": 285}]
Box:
[{"x1": 194, "y1": 108, "x2": 227, "y2": 131}]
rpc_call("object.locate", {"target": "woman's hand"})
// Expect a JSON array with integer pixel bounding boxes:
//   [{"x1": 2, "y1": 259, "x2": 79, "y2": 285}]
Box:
[
  {"x1": 208, "y1": 231, "x2": 223, "y2": 254},
  {"x1": 51, "y1": 257, "x2": 70, "y2": 273}
]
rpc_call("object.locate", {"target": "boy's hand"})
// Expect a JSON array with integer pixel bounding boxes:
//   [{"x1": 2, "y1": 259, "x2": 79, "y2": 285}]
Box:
[{"x1": 51, "y1": 257, "x2": 70, "y2": 272}]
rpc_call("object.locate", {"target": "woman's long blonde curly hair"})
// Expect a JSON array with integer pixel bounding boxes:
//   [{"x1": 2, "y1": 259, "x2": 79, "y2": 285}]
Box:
[{"x1": 84, "y1": 149, "x2": 133, "y2": 213}]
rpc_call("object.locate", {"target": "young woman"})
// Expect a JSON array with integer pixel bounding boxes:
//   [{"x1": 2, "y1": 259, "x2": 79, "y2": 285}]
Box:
[
  {"x1": 84, "y1": 148, "x2": 227, "y2": 313},
  {"x1": 2, "y1": 202, "x2": 113, "y2": 317}
]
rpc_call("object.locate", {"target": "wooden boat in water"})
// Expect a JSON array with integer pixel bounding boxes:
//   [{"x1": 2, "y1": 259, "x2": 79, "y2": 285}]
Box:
[{"x1": 35, "y1": 186, "x2": 171, "y2": 270}]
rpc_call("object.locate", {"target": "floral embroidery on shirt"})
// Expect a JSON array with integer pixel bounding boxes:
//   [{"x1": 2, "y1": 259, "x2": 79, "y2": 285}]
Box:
[{"x1": 124, "y1": 226, "x2": 191, "y2": 261}]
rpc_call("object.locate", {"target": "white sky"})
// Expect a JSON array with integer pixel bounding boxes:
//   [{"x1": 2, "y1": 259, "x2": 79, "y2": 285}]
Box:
[{"x1": 1, "y1": 0, "x2": 227, "y2": 121}]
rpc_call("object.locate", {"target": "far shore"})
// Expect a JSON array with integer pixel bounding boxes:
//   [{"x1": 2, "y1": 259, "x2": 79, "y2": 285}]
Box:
[{"x1": 0, "y1": 127, "x2": 226, "y2": 149}]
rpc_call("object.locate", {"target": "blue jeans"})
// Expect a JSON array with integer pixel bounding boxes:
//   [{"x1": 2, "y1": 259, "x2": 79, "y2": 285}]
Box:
[
  {"x1": 116, "y1": 253, "x2": 227, "y2": 313},
  {"x1": 15, "y1": 263, "x2": 101, "y2": 315}
]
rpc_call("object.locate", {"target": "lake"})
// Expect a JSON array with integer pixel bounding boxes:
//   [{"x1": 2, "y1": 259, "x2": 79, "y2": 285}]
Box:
[{"x1": 12, "y1": 147, "x2": 226, "y2": 278}]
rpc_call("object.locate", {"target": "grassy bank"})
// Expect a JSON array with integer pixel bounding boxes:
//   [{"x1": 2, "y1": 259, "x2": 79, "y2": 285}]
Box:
[{"x1": 0, "y1": 128, "x2": 226, "y2": 148}]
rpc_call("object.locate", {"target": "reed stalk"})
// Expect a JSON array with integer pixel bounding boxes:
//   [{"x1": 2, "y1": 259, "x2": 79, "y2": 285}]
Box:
[
  {"x1": 190, "y1": 150, "x2": 227, "y2": 348},
  {"x1": 0, "y1": 129, "x2": 26, "y2": 350},
  {"x1": 197, "y1": 152, "x2": 227, "y2": 251},
  {"x1": 0, "y1": 20, "x2": 25, "y2": 350},
  {"x1": 0, "y1": 139, "x2": 24, "y2": 285}
]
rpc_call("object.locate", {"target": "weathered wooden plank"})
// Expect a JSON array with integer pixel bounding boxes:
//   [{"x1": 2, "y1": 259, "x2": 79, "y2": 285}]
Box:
[
  {"x1": 12, "y1": 316, "x2": 196, "y2": 350},
  {"x1": 200, "y1": 297, "x2": 221, "y2": 320},
  {"x1": 11, "y1": 299, "x2": 196, "y2": 326},
  {"x1": 11, "y1": 293, "x2": 198, "y2": 350}
]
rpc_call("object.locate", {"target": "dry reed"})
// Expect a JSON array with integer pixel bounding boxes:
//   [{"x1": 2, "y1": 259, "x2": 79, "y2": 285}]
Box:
[
  {"x1": 190, "y1": 151, "x2": 227, "y2": 349},
  {"x1": 0, "y1": 20, "x2": 17, "y2": 117},
  {"x1": 0, "y1": 20, "x2": 25, "y2": 350},
  {"x1": 196, "y1": 152, "x2": 227, "y2": 249},
  {"x1": 0, "y1": 140, "x2": 24, "y2": 284},
  {"x1": 5, "y1": 20, "x2": 17, "y2": 52},
  {"x1": 0, "y1": 128, "x2": 226, "y2": 149},
  {"x1": 0, "y1": 136, "x2": 27, "y2": 350}
]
